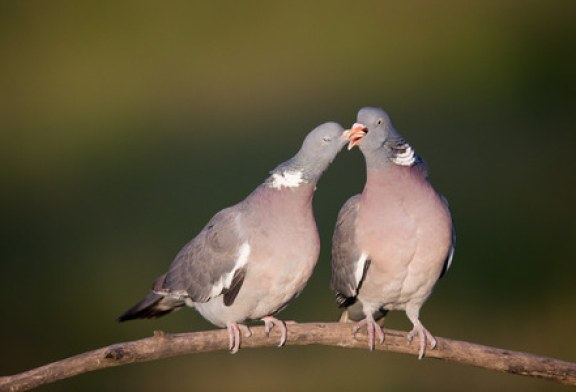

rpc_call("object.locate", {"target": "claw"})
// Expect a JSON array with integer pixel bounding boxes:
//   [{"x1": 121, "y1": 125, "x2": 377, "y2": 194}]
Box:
[
  {"x1": 239, "y1": 324, "x2": 252, "y2": 338},
  {"x1": 408, "y1": 324, "x2": 436, "y2": 359},
  {"x1": 261, "y1": 316, "x2": 287, "y2": 347},
  {"x1": 227, "y1": 322, "x2": 241, "y2": 354},
  {"x1": 352, "y1": 314, "x2": 384, "y2": 350}
]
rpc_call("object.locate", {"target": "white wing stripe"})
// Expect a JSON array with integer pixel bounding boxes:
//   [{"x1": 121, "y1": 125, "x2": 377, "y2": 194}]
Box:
[
  {"x1": 351, "y1": 252, "x2": 368, "y2": 294},
  {"x1": 210, "y1": 242, "x2": 251, "y2": 298}
]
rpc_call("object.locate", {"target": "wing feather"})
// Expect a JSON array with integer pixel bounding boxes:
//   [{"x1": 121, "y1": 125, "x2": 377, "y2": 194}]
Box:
[
  {"x1": 330, "y1": 195, "x2": 366, "y2": 306},
  {"x1": 162, "y1": 206, "x2": 248, "y2": 304}
]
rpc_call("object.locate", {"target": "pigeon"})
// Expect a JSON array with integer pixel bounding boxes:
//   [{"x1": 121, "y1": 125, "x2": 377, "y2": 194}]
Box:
[
  {"x1": 331, "y1": 107, "x2": 455, "y2": 359},
  {"x1": 118, "y1": 122, "x2": 348, "y2": 353}
]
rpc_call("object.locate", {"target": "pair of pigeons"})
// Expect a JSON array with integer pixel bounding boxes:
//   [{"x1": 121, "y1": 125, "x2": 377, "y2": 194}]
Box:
[{"x1": 118, "y1": 107, "x2": 455, "y2": 359}]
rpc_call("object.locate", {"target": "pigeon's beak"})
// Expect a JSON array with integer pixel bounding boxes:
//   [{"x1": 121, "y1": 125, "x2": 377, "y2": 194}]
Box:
[{"x1": 344, "y1": 123, "x2": 368, "y2": 150}]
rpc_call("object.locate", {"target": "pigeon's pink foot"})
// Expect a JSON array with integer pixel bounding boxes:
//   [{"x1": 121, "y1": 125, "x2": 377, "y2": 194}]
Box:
[
  {"x1": 226, "y1": 322, "x2": 242, "y2": 354},
  {"x1": 239, "y1": 324, "x2": 252, "y2": 338},
  {"x1": 352, "y1": 315, "x2": 384, "y2": 350},
  {"x1": 261, "y1": 316, "x2": 287, "y2": 347},
  {"x1": 407, "y1": 324, "x2": 437, "y2": 360}
]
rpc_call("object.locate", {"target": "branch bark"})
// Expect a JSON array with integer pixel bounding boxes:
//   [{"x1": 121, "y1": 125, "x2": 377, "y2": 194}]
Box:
[{"x1": 1, "y1": 322, "x2": 575, "y2": 391}]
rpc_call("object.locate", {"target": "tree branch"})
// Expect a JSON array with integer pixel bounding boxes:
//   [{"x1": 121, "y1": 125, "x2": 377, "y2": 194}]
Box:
[{"x1": 1, "y1": 322, "x2": 575, "y2": 391}]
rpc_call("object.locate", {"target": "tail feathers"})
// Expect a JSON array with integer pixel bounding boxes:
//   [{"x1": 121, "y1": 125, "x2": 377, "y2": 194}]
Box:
[{"x1": 117, "y1": 292, "x2": 185, "y2": 322}]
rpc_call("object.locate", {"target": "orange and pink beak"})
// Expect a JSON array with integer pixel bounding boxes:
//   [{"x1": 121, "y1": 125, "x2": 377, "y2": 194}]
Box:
[{"x1": 344, "y1": 123, "x2": 368, "y2": 150}]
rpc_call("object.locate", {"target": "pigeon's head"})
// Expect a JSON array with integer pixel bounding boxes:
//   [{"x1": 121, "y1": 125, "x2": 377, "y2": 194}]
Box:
[
  {"x1": 346, "y1": 107, "x2": 396, "y2": 153},
  {"x1": 298, "y1": 122, "x2": 348, "y2": 164},
  {"x1": 274, "y1": 122, "x2": 347, "y2": 184}
]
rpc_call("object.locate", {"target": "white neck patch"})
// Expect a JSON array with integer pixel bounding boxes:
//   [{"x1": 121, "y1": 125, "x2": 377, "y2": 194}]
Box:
[
  {"x1": 269, "y1": 170, "x2": 304, "y2": 189},
  {"x1": 391, "y1": 143, "x2": 416, "y2": 166}
]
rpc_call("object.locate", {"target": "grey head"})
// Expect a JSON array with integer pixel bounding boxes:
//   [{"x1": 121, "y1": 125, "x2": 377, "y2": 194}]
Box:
[
  {"x1": 270, "y1": 122, "x2": 348, "y2": 184},
  {"x1": 348, "y1": 107, "x2": 418, "y2": 168}
]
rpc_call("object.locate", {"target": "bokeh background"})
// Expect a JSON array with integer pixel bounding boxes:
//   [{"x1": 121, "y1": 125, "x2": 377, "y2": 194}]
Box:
[{"x1": 1, "y1": 1, "x2": 575, "y2": 391}]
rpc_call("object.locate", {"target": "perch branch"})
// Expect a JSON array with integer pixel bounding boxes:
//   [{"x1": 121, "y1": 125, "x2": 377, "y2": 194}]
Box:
[{"x1": 1, "y1": 322, "x2": 575, "y2": 391}]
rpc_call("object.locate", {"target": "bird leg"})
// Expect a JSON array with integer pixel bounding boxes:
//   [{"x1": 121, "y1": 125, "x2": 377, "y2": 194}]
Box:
[
  {"x1": 226, "y1": 322, "x2": 242, "y2": 354},
  {"x1": 406, "y1": 306, "x2": 437, "y2": 359},
  {"x1": 352, "y1": 313, "x2": 384, "y2": 350},
  {"x1": 261, "y1": 316, "x2": 287, "y2": 347},
  {"x1": 238, "y1": 324, "x2": 252, "y2": 338}
]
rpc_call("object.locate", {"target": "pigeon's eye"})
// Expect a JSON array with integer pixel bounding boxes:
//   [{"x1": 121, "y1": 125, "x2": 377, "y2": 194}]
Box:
[
  {"x1": 322, "y1": 136, "x2": 332, "y2": 143},
  {"x1": 376, "y1": 119, "x2": 383, "y2": 125}
]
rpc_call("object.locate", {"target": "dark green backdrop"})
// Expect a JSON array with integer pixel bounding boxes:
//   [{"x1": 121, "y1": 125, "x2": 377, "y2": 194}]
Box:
[{"x1": 1, "y1": 1, "x2": 575, "y2": 391}]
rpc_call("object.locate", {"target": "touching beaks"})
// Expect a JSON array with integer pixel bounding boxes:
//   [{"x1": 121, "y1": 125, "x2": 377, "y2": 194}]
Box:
[{"x1": 345, "y1": 123, "x2": 368, "y2": 150}]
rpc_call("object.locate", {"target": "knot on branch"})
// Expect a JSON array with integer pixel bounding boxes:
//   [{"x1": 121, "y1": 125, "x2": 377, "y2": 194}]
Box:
[{"x1": 104, "y1": 346, "x2": 128, "y2": 361}]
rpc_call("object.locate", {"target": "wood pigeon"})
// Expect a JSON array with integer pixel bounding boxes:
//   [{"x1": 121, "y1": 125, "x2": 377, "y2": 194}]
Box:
[
  {"x1": 119, "y1": 122, "x2": 348, "y2": 353},
  {"x1": 331, "y1": 107, "x2": 455, "y2": 359}
]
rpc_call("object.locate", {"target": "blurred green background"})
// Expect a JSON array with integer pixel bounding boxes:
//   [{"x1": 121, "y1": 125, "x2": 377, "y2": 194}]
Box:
[{"x1": 1, "y1": 1, "x2": 575, "y2": 391}]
